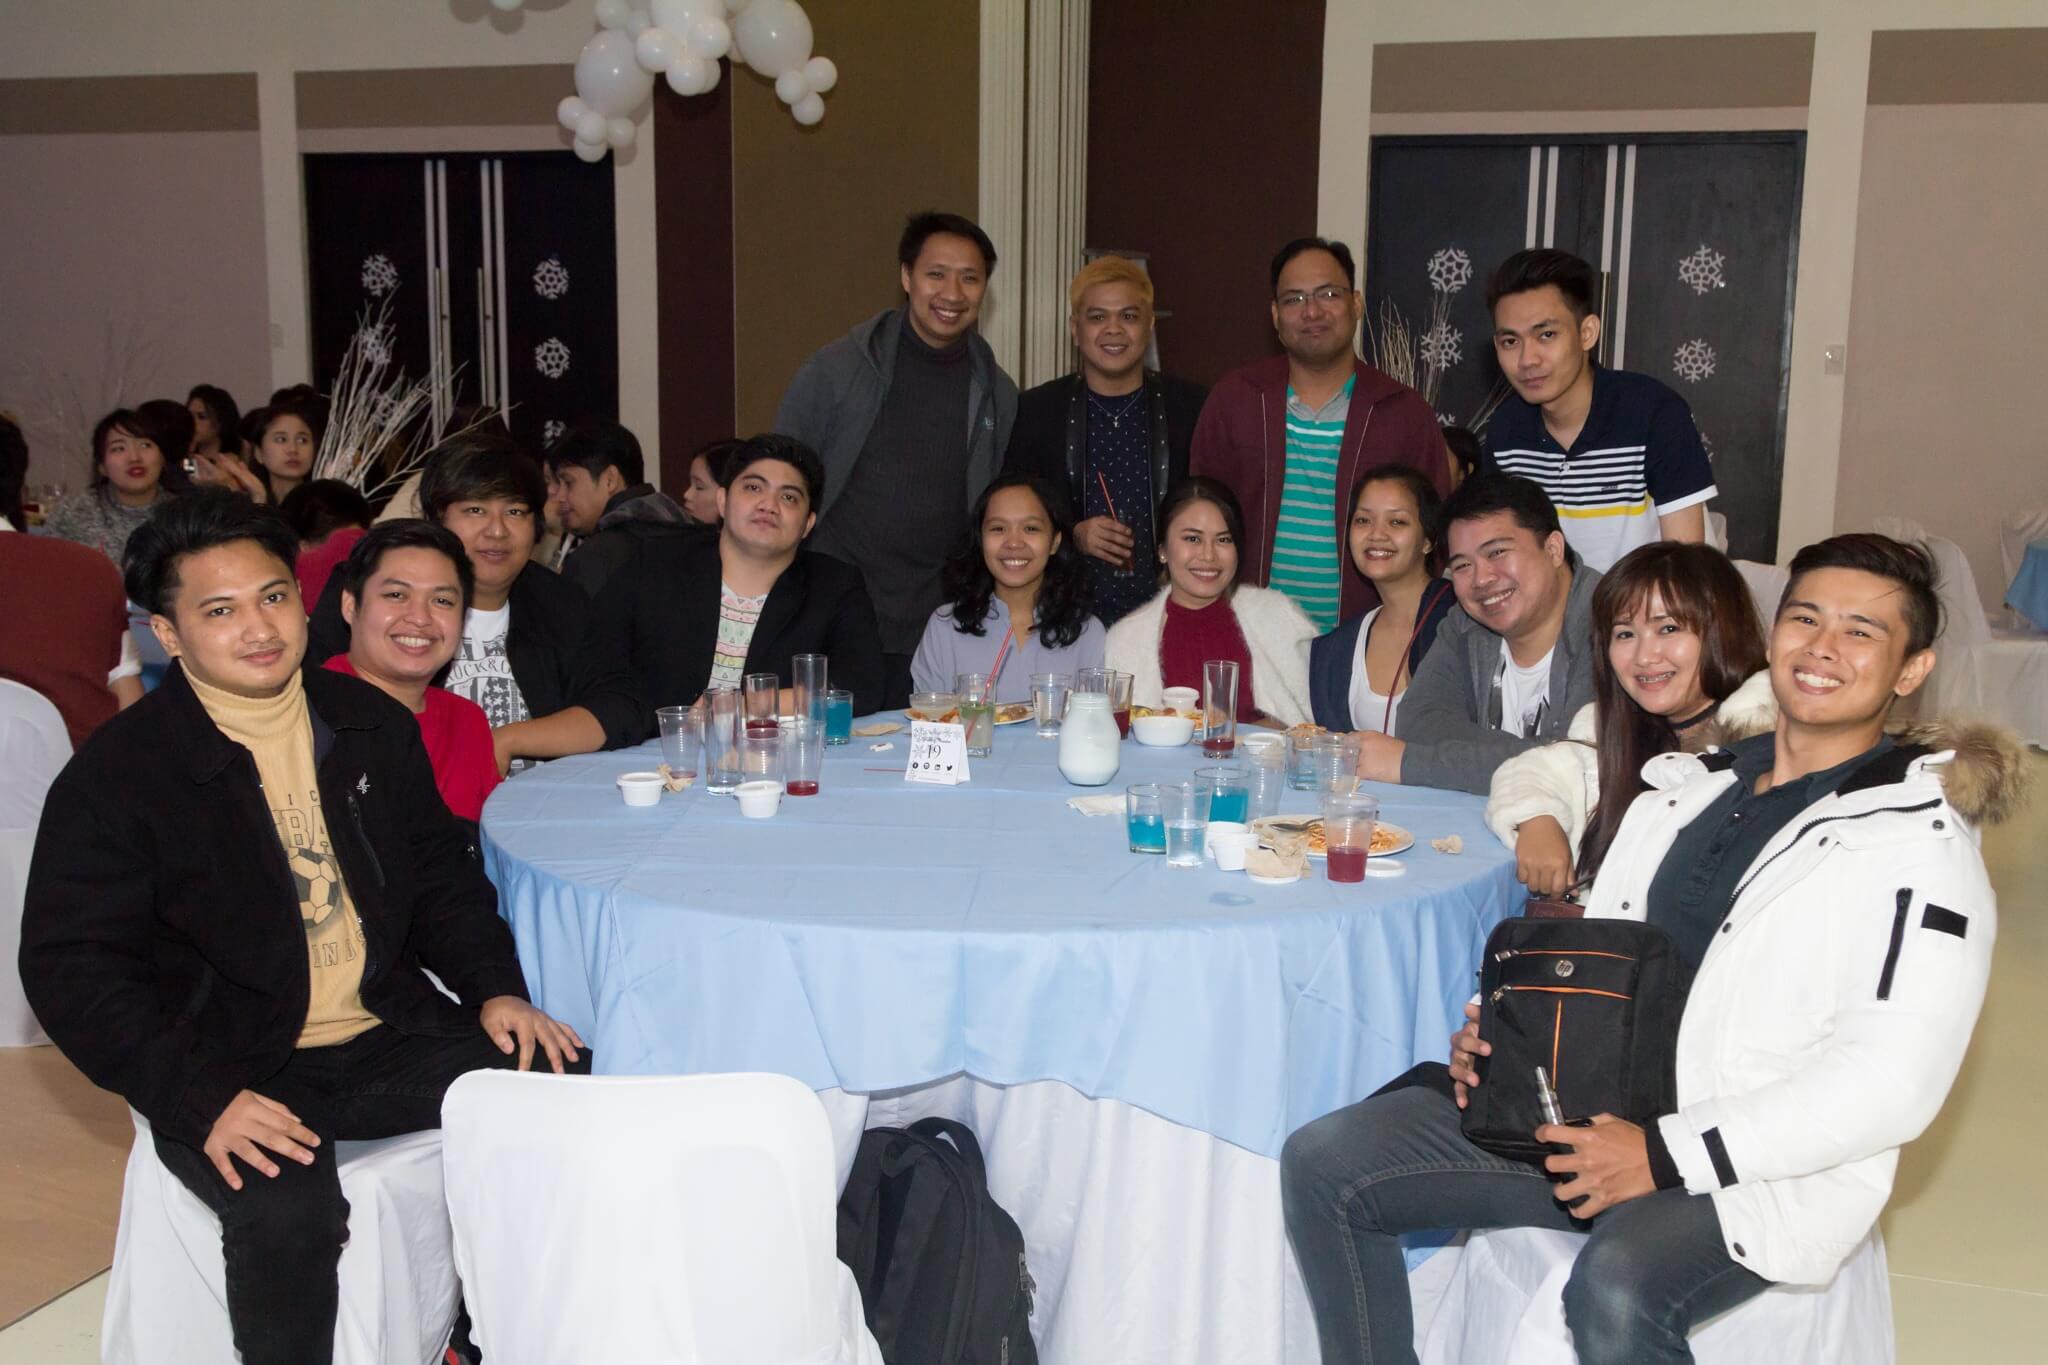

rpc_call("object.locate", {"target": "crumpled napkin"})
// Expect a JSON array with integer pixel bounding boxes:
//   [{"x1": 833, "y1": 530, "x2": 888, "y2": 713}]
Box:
[{"x1": 1066, "y1": 795, "x2": 1125, "y2": 817}]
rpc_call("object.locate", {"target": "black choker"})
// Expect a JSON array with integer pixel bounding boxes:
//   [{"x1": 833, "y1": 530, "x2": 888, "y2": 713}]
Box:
[{"x1": 1670, "y1": 702, "x2": 1717, "y2": 731}]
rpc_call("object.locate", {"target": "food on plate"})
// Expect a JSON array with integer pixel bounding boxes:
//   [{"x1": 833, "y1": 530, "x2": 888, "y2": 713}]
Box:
[{"x1": 994, "y1": 702, "x2": 1033, "y2": 725}]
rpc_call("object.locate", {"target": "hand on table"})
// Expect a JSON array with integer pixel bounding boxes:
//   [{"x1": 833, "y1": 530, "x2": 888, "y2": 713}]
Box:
[
  {"x1": 1448, "y1": 1001, "x2": 1488, "y2": 1109},
  {"x1": 1514, "y1": 816, "x2": 1575, "y2": 897},
  {"x1": 1350, "y1": 730, "x2": 1405, "y2": 784},
  {"x1": 205, "y1": 1089, "x2": 320, "y2": 1190},
  {"x1": 480, "y1": 995, "x2": 584, "y2": 1073},
  {"x1": 1539, "y1": 1115, "x2": 1655, "y2": 1217},
  {"x1": 1074, "y1": 516, "x2": 1135, "y2": 569}
]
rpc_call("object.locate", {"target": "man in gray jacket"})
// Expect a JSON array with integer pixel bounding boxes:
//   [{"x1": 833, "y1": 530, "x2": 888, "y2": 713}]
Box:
[
  {"x1": 775, "y1": 211, "x2": 1018, "y2": 708},
  {"x1": 1354, "y1": 473, "x2": 1600, "y2": 793}
]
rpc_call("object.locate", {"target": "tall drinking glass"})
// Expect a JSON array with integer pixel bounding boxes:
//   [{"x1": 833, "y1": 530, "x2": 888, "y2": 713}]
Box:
[
  {"x1": 1107, "y1": 670, "x2": 1135, "y2": 739},
  {"x1": 1322, "y1": 791, "x2": 1379, "y2": 883},
  {"x1": 1074, "y1": 667, "x2": 1111, "y2": 695},
  {"x1": 1031, "y1": 672, "x2": 1072, "y2": 738},
  {"x1": 703, "y1": 686, "x2": 743, "y2": 794},
  {"x1": 792, "y1": 654, "x2": 828, "y2": 728},
  {"x1": 824, "y1": 688, "x2": 854, "y2": 746},
  {"x1": 1202, "y1": 659, "x2": 1240, "y2": 758},
  {"x1": 740, "y1": 729, "x2": 785, "y2": 789},
  {"x1": 782, "y1": 717, "x2": 824, "y2": 795},
  {"x1": 1244, "y1": 739, "x2": 1287, "y2": 819},
  {"x1": 1159, "y1": 782, "x2": 1213, "y2": 867},
  {"x1": 743, "y1": 673, "x2": 780, "y2": 735},
  {"x1": 1125, "y1": 783, "x2": 1165, "y2": 854},
  {"x1": 1289, "y1": 727, "x2": 1324, "y2": 790},
  {"x1": 1312, "y1": 733, "x2": 1360, "y2": 794},
  {"x1": 1195, "y1": 764, "x2": 1249, "y2": 825},
  {"x1": 655, "y1": 705, "x2": 702, "y2": 782},
  {"x1": 954, "y1": 672, "x2": 995, "y2": 758}
]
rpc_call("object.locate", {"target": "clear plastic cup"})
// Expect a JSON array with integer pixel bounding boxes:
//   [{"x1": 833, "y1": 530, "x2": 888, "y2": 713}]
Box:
[
  {"x1": 1031, "y1": 672, "x2": 1072, "y2": 738},
  {"x1": 739, "y1": 729, "x2": 784, "y2": 790},
  {"x1": 1202, "y1": 659, "x2": 1240, "y2": 758},
  {"x1": 1312, "y1": 733, "x2": 1359, "y2": 794},
  {"x1": 702, "y1": 686, "x2": 742, "y2": 795},
  {"x1": 655, "y1": 705, "x2": 702, "y2": 782},
  {"x1": 1195, "y1": 764, "x2": 1249, "y2": 825},
  {"x1": 743, "y1": 672, "x2": 780, "y2": 735},
  {"x1": 1322, "y1": 791, "x2": 1379, "y2": 883},
  {"x1": 1159, "y1": 781, "x2": 1213, "y2": 867},
  {"x1": 782, "y1": 717, "x2": 823, "y2": 796}
]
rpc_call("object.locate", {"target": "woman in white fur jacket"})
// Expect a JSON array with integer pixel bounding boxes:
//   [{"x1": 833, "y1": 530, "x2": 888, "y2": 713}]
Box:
[
  {"x1": 1486, "y1": 543, "x2": 1771, "y2": 894},
  {"x1": 1105, "y1": 476, "x2": 1316, "y2": 727}
]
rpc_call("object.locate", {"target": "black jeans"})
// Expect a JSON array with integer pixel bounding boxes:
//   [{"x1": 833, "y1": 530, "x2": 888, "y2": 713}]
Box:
[
  {"x1": 152, "y1": 1023, "x2": 586, "y2": 1365},
  {"x1": 1280, "y1": 1084, "x2": 1771, "y2": 1365}
]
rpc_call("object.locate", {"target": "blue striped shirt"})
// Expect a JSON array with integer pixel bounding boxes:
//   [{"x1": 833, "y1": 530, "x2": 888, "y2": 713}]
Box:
[{"x1": 1269, "y1": 376, "x2": 1353, "y2": 631}]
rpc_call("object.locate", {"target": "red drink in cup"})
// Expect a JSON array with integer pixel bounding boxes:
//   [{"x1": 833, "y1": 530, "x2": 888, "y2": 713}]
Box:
[
  {"x1": 1114, "y1": 707, "x2": 1131, "y2": 738},
  {"x1": 786, "y1": 779, "x2": 819, "y2": 797},
  {"x1": 1322, "y1": 791, "x2": 1378, "y2": 886},
  {"x1": 1326, "y1": 846, "x2": 1367, "y2": 882}
]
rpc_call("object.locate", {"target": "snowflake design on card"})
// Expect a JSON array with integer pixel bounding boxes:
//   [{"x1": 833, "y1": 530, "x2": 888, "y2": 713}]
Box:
[
  {"x1": 533, "y1": 257, "x2": 570, "y2": 300},
  {"x1": 1677, "y1": 243, "x2": 1727, "y2": 296},
  {"x1": 543, "y1": 419, "x2": 566, "y2": 445},
  {"x1": 1419, "y1": 321, "x2": 1463, "y2": 370},
  {"x1": 1672, "y1": 338, "x2": 1717, "y2": 384},
  {"x1": 360, "y1": 254, "x2": 399, "y2": 296},
  {"x1": 534, "y1": 337, "x2": 571, "y2": 380},
  {"x1": 1426, "y1": 247, "x2": 1474, "y2": 295},
  {"x1": 357, "y1": 324, "x2": 394, "y2": 368}
]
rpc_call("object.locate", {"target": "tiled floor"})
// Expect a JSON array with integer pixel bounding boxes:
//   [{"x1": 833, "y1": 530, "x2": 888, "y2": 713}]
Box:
[{"x1": 4, "y1": 755, "x2": 2042, "y2": 1360}]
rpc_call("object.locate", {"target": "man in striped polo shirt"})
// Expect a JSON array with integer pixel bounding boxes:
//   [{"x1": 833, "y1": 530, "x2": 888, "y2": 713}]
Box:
[
  {"x1": 1484, "y1": 249, "x2": 1716, "y2": 572},
  {"x1": 1192, "y1": 238, "x2": 1449, "y2": 631}
]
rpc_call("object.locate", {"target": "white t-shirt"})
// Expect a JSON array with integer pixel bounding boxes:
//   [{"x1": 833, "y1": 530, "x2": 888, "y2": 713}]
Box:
[
  {"x1": 1497, "y1": 639, "x2": 1554, "y2": 739},
  {"x1": 443, "y1": 603, "x2": 532, "y2": 731},
  {"x1": 1346, "y1": 607, "x2": 1403, "y2": 735}
]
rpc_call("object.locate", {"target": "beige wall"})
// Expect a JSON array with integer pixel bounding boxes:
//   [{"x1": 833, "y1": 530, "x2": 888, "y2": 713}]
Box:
[{"x1": 1836, "y1": 102, "x2": 2048, "y2": 609}]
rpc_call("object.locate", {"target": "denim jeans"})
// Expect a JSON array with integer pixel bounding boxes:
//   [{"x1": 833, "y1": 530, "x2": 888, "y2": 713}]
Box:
[
  {"x1": 1280, "y1": 1082, "x2": 1770, "y2": 1365},
  {"x1": 152, "y1": 1022, "x2": 585, "y2": 1365}
]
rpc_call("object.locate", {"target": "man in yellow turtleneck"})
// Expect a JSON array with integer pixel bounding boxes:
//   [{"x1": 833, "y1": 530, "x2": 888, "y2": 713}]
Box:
[{"x1": 22, "y1": 492, "x2": 586, "y2": 1365}]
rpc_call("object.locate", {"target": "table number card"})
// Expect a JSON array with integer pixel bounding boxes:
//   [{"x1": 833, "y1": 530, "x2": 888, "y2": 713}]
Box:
[{"x1": 905, "y1": 721, "x2": 971, "y2": 785}]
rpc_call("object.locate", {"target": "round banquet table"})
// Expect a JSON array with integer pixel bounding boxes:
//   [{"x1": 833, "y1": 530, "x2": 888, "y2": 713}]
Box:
[{"x1": 482, "y1": 721, "x2": 1523, "y2": 1364}]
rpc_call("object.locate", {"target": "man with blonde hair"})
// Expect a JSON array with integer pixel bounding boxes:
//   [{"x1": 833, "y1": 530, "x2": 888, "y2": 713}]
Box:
[{"x1": 1003, "y1": 254, "x2": 1206, "y2": 624}]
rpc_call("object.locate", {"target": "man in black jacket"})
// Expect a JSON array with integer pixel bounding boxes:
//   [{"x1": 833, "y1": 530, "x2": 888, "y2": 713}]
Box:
[
  {"x1": 544, "y1": 417, "x2": 691, "y2": 597},
  {"x1": 1003, "y1": 255, "x2": 1206, "y2": 625},
  {"x1": 596, "y1": 434, "x2": 885, "y2": 737},
  {"x1": 20, "y1": 491, "x2": 583, "y2": 1365}
]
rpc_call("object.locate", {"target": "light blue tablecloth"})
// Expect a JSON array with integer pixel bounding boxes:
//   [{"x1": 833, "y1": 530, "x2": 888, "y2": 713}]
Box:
[
  {"x1": 482, "y1": 725, "x2": 1522, "y2": 1158},
  {"x1": 2007, "y1": 540, "x2": 2048, "y2": 631}
]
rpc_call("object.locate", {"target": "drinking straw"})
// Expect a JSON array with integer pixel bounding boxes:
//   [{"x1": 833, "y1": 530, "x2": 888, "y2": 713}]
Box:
[
  {"x1": 1095, "y1": 470, "x2": 1119, "y2": 522},
  {"x1": 987, "y1": 625, "x2": 1016, "y2": 692}
]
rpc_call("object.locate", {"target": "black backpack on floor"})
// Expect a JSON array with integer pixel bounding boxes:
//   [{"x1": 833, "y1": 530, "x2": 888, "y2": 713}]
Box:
[{"x1": 836, "y1": 1117, "x2": 1038, "y2": 1365}]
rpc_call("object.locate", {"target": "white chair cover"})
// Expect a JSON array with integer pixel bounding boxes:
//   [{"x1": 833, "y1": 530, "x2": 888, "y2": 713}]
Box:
[
  {"x1": 1415, "y1": 1226, "x2": 1894, "y2": 1364},
  {"x1": 1998, "y1": 505, "x2": 2048, "y2": 585},
  {"x1": 102, "y1": 1111, "x2": 461, "y2": 1364},
  {"x1": 0, "y1": 678, "x2": 69, "y2": 1047},
  {"x1": 1729, "y1": 559, "x2": 1789, "y2": 638},
  {"x1": 1923, "y1": 535, "x2": 2048, "y2": 745},
  {"x1": 441, "y1": 1071, "x2": 883, "y2": 1365}
]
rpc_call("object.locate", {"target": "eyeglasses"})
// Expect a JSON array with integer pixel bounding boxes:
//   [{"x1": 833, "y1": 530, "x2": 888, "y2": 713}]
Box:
[{"x1": 1276, "y1": 285, "x2": 1352, "y2": 311}]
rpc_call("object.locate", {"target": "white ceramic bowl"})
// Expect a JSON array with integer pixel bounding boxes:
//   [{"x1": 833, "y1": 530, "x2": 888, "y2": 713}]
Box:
[
  {"x1": 617, "y1": 771, "x2": 664, "y2": 807},
  {"x1": 1160, "y1": 686, "x2": 1200, "y2": 712},
  {"x1": 1132, "y1": 714, "x2": 1196, "y2": 747},
  {"x1": 736, "y1": 779, "x2": 783, "y2": 819}
]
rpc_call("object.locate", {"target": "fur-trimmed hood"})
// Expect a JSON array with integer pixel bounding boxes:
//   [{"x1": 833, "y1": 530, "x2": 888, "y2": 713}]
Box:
[
  {"x1": 1694, "y1": 670, "x2": 1778, "y2": 751},
  {"x1": 1892, "y1": 719, "x2": 2034, "y2": 827}
]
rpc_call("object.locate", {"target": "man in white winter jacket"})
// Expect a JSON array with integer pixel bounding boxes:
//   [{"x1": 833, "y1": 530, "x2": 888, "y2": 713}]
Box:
[{"x1": 1280, "y1": 533, "x2": 2027, "y2": 1365}]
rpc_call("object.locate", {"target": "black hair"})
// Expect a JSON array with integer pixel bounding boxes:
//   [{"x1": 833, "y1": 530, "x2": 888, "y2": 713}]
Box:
[
  {"x1": 123, "y1": 487, "x2": 299, "y2": 617},
  {"x1": 1270, "y1": 236, "x2": 1356, "y2": 293},
  {"x1": 279, "y1": 479, "x2": 373, "y2": 544},
  {"x1": 1156, "y1": 475, "x2": 1248, "y2": 564},
  {"x1": 720, "y1": 433, "x2": 826, "y2": 513},
  {"x1": 1436, "y1": 471, "x2": 1561, "y2": 546},
  {"x1": 1348, "y1": 462, "x2": 1446, "y2": 577},
  {"x1": 338, "y1": 517, "x2": 475, "y2": 613},
  {"x1": 899, "y1": 211, "x2": 998, "y2": 275},
  {"x1": 0, "y1": 413, "x2": 26, "y2": 530},
  {"x1": 1782, "y1": 533, "x2": 1944, "y2": 656},
  {"x1": 1441, "y1": 425, "x2": 1481, "y2": 479},
  {"x1": 418, "y1": 430, "x2": 549, "y2": 523},
  {"x1": 1486, "y1": 248, "x2": 1599, "y2": 321},
  {"x1": 247, "y1": 396, "x2": 328, "y2": 497},
  {"x1": 692, "y1": 437, "x2": 745, "y2": 485},
  {"x1": 90, "y1": 404, "x2": 194, "y2": 495},
  {"x1": 187, "y1": 384, "x2": 243, "y2": 456},
  {"x1": 940, "y1": 474, "x2": 1095, "y2": 650},
  {"x1": 544, "y1": 417, "x2": 644, "y2": 487}
]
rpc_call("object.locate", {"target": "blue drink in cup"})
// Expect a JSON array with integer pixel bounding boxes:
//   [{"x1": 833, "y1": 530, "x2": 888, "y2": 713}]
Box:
[
  {"x1": 824, "y1": 688, "x2": 853, "y2": 746},
  {"x1": 1126, "y1": 783, "x2": 1167, "y2": 854},
  {"x1": 1197, "y1": 764, "x2": 1248, "y2": 825}
]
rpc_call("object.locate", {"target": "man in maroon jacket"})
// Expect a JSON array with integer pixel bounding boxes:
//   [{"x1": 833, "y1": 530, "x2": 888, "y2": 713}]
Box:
[{"x1": 1190, "y1": 237, "x2": 1450, "y2": 629}]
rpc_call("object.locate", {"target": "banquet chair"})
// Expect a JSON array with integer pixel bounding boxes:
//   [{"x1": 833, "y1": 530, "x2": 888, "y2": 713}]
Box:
[
  {"x1": 1998, "y1": 505, "x2": 2048, "y2": 585},
  {"x1": 1415, "y1": 1226, "x2": 1894, "y2": 1364},
  {"x1": 1728, "y1": 559, "x2": 1788, "y2": 639},
  {"x1": 102, "y1": 1112, "x2": 462, "y2": 1365},
  {"x1": 0, "y1": 678, "x2": 69, "y2": 1047},
  {"x1": 441, "y1": 1071, "x2": 884, "y2": 1365},
  {"x1": 1921, "y1": 535, "x2": 2048, "y2": 746}
]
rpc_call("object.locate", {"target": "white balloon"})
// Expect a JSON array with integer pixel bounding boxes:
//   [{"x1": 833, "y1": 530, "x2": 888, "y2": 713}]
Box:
[
  {"x1": 623, "y1": 10, "x2": 652, "y2": 37},
  {"x1": 700, "y1": 56, "x2": 723, "y2": 92},
  {"x1": 691, "y1": 16, "x2": 731, "y2": 59},
  {"x1": 557, "y1": 95, "x2": 590, "y2": 132},
  {"x1": 774, "y1": 68, "x2": 807, "y2": 105},
  {"x1": 491, "y1": 0, "x2": 524, "y2": 11},
  {"x1": 606, "y1": 117, "x2": 637, "y2": 148},
  {"x1": 791, "y1": 91, "x2": 824, "y2": 126},
  {"x1": 635, "y1": 26, "x2": 678, "y2": 72},
  {"x1": 594, "y1": 0, "x2": 634, "y2": 29},
  {"x1": 651, "y1": 0, "x2": 718, "y2": 27},
  {"x1": 724, "y1": 0, "x2": 748, "y2": 13},
  {"x1": 665, "y1": 55, "x2": 712, "y2": 96},
  {"x1": 802, "y1": 55, "x2": 837, "y2": 93},
  {"x1": 574, "y1": 137, "x2": 609, "y2": 163},
  {"x1": 576, "y1": 109, "x2": 609, "y2": 144},
  {"x1": 732, "y1": 0, "x2": 812, "y2": 75},
  {"x1": 575, "y1": 28, "x2": 656, "y2": 116}
]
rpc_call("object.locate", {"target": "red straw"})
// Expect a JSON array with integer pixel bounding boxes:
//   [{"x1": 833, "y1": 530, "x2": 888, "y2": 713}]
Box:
[
  {"x1": 1095, "y1": 470, "x2": 1119, "y2": 523},
  {"x1": 987, "y1": 623, "x2": 1016, "y2": 691}
]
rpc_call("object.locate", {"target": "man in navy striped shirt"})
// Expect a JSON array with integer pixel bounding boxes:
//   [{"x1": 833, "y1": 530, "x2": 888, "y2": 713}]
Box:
[{"x1": 1483, "y1": 249, "x2": 1715, "y2": 572}]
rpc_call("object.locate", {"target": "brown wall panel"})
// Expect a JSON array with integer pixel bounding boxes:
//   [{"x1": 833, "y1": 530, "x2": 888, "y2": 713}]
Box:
[
  {"x1": 1371, "y1": 34, "x2": 1815, "y2": 114},
  {"x1": 1869, "y1": 28, "x2": 2048, "y2": 105},
  {"x1": 0, "y1": 73, "x2": 258, "y2": 134},
  {"x1": 1087, "y1": 0, "x2": 1325, "y2": 385},
  {"x1": 296, "y1": 65, "x2": 572, "y2": 130},
  {"x1": 654, "y1": 81, "x2": 736, "y2": 500}
]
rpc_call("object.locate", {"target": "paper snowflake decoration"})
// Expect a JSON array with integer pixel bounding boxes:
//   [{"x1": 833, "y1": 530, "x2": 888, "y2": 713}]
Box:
[
  {"x1": 1419, "y1": 321, "x2": 1463, "y2": 370},
  {"x1": 360, "y1": 254, "x2": 399, "y2": 296},
  {"x1": 1426, "y1": 247, "x2": 1474, "y2": 295},
  {"x1": 543, "y1": 419, "x2": 566, "y2": 445},
  {"x1": 1677, "y1": 243, "x2": 1726, "y2": 296},
  {"x1": 1698, "y1": 428, "x2": 1715, "y2": 461},
  {"x1": 357, "y1": 324, "x2": 394, "y2": 368},
  {"x1": 1672, "y1": 338, "x2": 1717, "y2": 384},
  {"x1": 534, "y1": 337, "x2": 571, "y2": 380},
  {"x1": 533, "y1": 257, "x2": 570, "y2": 300}
]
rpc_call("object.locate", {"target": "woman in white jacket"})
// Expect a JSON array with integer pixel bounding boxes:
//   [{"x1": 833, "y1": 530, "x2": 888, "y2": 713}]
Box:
[
  {"x1": 1105, "y1": 476, "x2": 1315, "y2": 727},
  {"x1": 1485, "y1": 542, "x2": 1769, "y2": 896}
]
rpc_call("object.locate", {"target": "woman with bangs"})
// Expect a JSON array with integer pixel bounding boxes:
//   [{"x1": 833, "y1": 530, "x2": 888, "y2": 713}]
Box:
[{"x1": 1486, "y1": 540, "x2": 1773, "y2": 896}]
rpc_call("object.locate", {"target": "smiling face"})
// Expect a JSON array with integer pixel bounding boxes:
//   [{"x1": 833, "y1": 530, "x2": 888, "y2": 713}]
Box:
[
  {"x1": 900, "y1": 232, "x2": 988, "y2": 349},
  {"x1": 151, "y1": 538, "x2": 307, "y2": 697},
  {"x1": 438, "y1": 494, "x2": 535, "y2": 607},
  {"x1": 258, "y1": 414, "x2": 316, "y2": 486},
  {"x1": 1444, "y1": 510, "x2": 1570, "y2": 644},
  {"x1": 1161, "y1": 497, "x2": 1238, "y2": 608},
  {"x1": 1270, "y1": 248, "x2": 1362, "y2": 369},
  {"x1": 1769, "y1": 566, "x2": 1935, "y2": 734},
  {"x1": 683, "y1": 454, "x2": 723, "y2": 525},
  {"x1": 340, "y1": 545, "x2": 466, "y2": 697},
  {"x1": 1348, "y1": 477, "x2": 1432, "y2": 585},
  {"x1": 1070, "y1": 280, "x2": 1151, "y2": 388},
  {"x1": 100, "y1": 425, "x2": 165, "y2": 504},
  {"x1": 1607, "y1": 587, "x2": 1709, "y2": 720},
  {"x1": 981, "y1": 484, "x2": 1058, "y2": 595},
  {"x1": 1491, "y1": 285, "x2": 1600, "y2": 408},
  {"x1": 717, "y1": 457, "x2": 815, "y2": 560}
]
